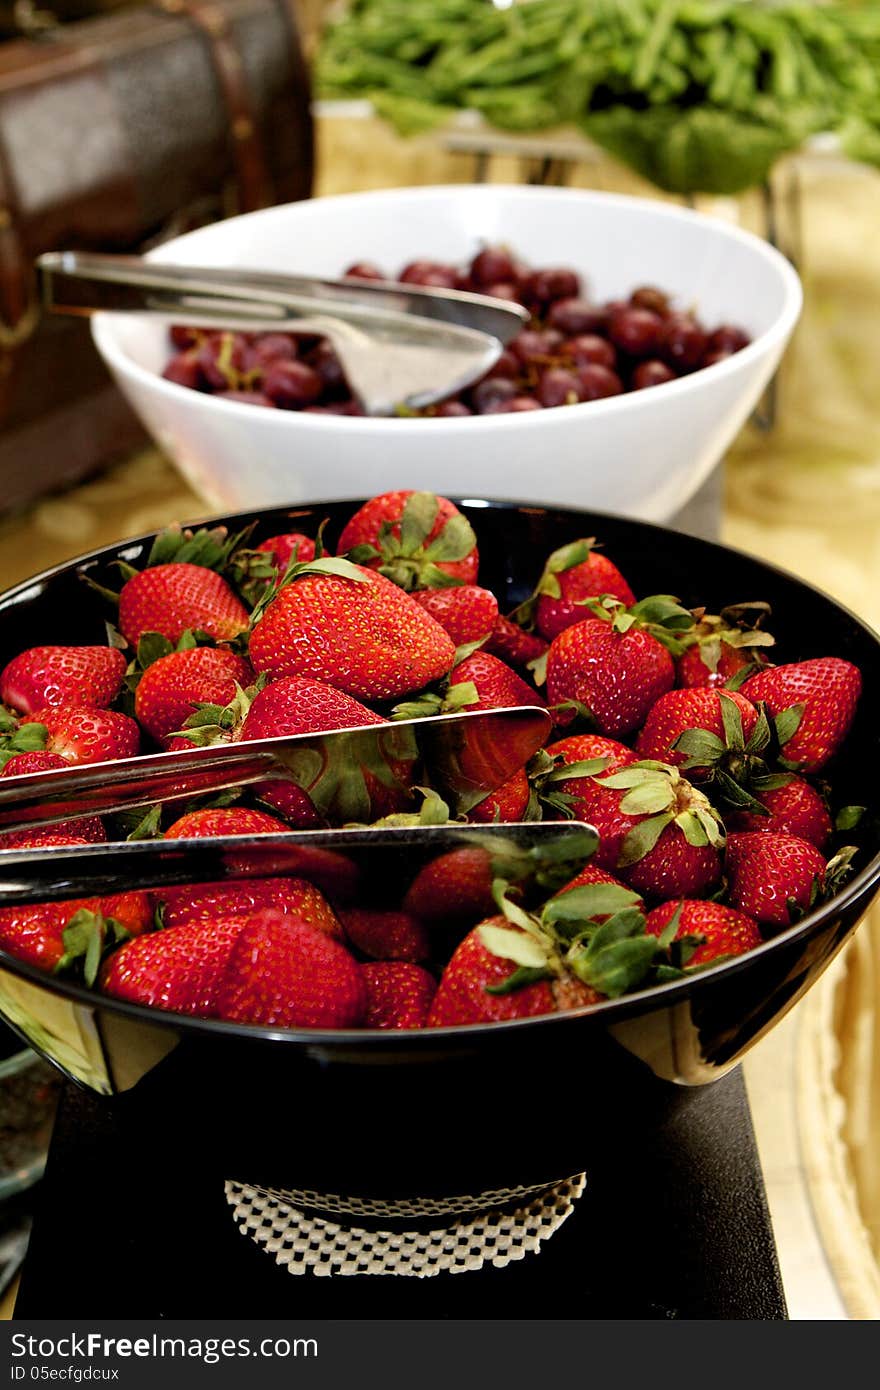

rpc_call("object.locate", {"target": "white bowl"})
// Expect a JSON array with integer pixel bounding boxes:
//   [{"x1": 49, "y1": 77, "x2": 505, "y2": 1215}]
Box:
[{"x1": 93, "y1": 186, "x2": 802, "y2": 522}]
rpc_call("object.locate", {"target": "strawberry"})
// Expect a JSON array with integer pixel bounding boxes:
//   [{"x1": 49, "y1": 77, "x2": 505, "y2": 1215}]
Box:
[
  {"x1": 467, "y1": 767, "x2": 531, "y2": 823},
  {"x1": 635, "y1": 689, "x2": 759, "y2": 774},
  {"x1": 215, "y1": 911, "x2": 366, "y2": 1028},
  {"x1": 257, "y1": 532, "x2": 316, "y2": 568},
  {"x1": 0, "y1": 646, "x2": 126, "y2": 715},
  {"x1": 361, "y1": 961, "x2": 436, "y2": 1028},
  {"x1": 448, "y1": 651, "x2": 542, "y2": 712},
  {"x1": 427, "y1": 869, "x2": 652, "y2": 1026},
  {"x1": 134, "y1": 647, "x2": 253, "y2": 744},
  {"x1": 552, "y1": 861, "x2": 644, "y2": 914},
  {"x1": 514, "y1": 538, "x2": 636, "y2": 641},
  {"x1": 247, "y1": 558, "x2": 456, "y2": 701},
  {"x1": 411, "y1": 585, "x2": 498, "y2": 647},
  {"x1": 426, "y1": 918, "x2": 581, "y2": 1025},
  {"x1": 339, "y1": 907, "x2": 429, "y2": 962},
  {"x1": 19, "y1": 707, "x2": 141, "y2": 765},
  {"x1": 545, "y1": 596, "x2": 693, "y2": 735},
  {"x1": 229, "y1": 532, "x2": 318, "y2": 606},
  {"x1": 724, "y1": 832, "x2": 827, "y2": 926},
  {"x1": 0, "y1": 752, "x2": 106, "y2": 844},
  {"x1": 645, "y1": 899, "x2": 762, "y2": 966},
  {"x1": 402, "y1": 846, "x2": 499, "y2": 926},
  {"x1": 240, "y1": 675, "x2": 384, "y2": 739},
  {"x1": 100, "y1": 915, "x2": 246, "y2": 1017},
  {"x1": 336, "y1": 490, "x2": 479, "y2": 589},
  {"x1": 740, "y1": 658, "x2": 862, "y2": 773},
  {"x1": 546, "y1": 734, "x2": 638, "y2": 776},
  {"x1": 164, "y1": 806, "x2": 289, "y2": 839},
  {"x1": 239, "y1": 675, "x2": 413, "y2": 825},
  {"x1": 531, "y1": 734, "x2": 637, "y2": 820},
  {"x1": 0, "y1": 884, "x2": 150, "y2": 976},
  {"x1": 675, "y1": 604, "x2": 775, "y2": 689},
  {"x1": 160, "y1": 876, "x2": 344, "y2": 940},
  {"x1": 566, "y1": 761, "x2": 725, "y2": 898},
  {"x1": 725, "y1": 775, "x2": 832, "y2": 850},
  {"x1": 118, "y1": 563, "x2": 249, "y2": 648},
  {"x1": 485, "y1": 613, "x2": 548, "y2": 670}
]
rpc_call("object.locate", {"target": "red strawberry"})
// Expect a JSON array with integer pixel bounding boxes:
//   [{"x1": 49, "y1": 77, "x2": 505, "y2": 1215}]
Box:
[
  {"x1": 0, "y1": 646, "x2": 126, "y2": 715},
  {"x1": 545, "y1": 601, "x2": 684, "y2": 735},
  {"x1": 447, "y1": 651, "x2": 542, "y2": 712},
  {"x1": 134, "y1": 647, "x2": 253, "y2": 744},
  {"x1": 566, "y1": 761, "x2": 725, "y2": 898},
  {"x1": 740, "y1": 658, "x2": 861, "y2": 773},
  {"x1": 215, "y1": 911, "x2": 366, "y2": 1028},
  {"x1": 725, "y1": 832, "x2": 827, "y2": 926},
  {"x1": 427, "y1": 913, "x2": 608, "y2": 1027},
  {"x1": 361, "y1": 961, "x2": 436, "y2": 1028},
  {"x1": 467, "y1": 767, "x2": 531, "y2": 823},
  {"x1": 533, "y1": 734, "x2": 637, "y2": 820},
  {"x1": 0, "y1": 753, "x2": 106, "y2": 844},
  {"x1": 160, "y1": 876, "x2": 344, "y2": 940},
  {"x1": 552, "y1": 861, "x2": 644, "y2": 914},
  {"x1": 411, "y1": 586, "x2": 498, "y2": 647},
  {"x1": 240, "y1": 675, "x2": 384, "y2": 739},
  {"x1": 19, "y1": 707, "x2": 140, "y2": 765},
  {"x1": 100, "y1": 915, "x2": 246, "y2": 1017},
  {"x1": 0, "y1": 885, "x2": 150, "y2": 975},
  {"x1": 240, "y1": 675, "x2": 411, "y2": 825},
  {"x1": 426, "y1": 919, "x2": 574, "y2": 1026},
  {"x1": 531, "y1": 540, "x2": 636, "y2": 641},
  {"x1": 485, "y1": 613, "x2": 548, "y2": 670},
  {"x1": 164, "y1": 806, "x2": 289, "y2": 839},
  {"x1": 339, "y1": 907, "x2": 429, "y2": 962},
  {"x1": 635, "y1": 688, "x2": 759, "y2": 774},
  {"x1": 645, "y1": 899, "x2": 762, "y2": 966},
  {"x1": 248, "y1": 560, "x2": 456, "y2": 701},
  {"x1": 546, "y1": 734, "x2": 638, "y2": 776},
  {"x1": 402, "y1": 846, "x2": 498, "y2": 925},
  {"x1": 336, "y1": 490, "x2": 479, "y2": 589},
  {"x1": 675, "y1": 605, "x2": 775, "y2": 689},
  {"x1": 118, "y1": 563, "x2": 249, "y2": 648},
  {"x1": 257, "y1": 532, "x2": 316, "y2": 568},
  {"x1": 725, "y1": 776, "x2": 832, "y2": 850}
]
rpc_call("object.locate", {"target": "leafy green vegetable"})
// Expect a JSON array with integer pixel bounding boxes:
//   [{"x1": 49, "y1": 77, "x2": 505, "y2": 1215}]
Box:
[{"x1": 316, "y1": 0, "x2": 880, "y2": 194}]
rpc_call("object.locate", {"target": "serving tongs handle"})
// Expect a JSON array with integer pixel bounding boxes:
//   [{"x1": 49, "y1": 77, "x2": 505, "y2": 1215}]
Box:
[
  {"x1": 0, "y1": 708, "x2": 552, "y2": 833},
  {"x1": 37, "y1": 251, "x2": 528, "y2": 343},
  {"x1": 37, "y1": 251, "x2": 529, "y2": 416}
]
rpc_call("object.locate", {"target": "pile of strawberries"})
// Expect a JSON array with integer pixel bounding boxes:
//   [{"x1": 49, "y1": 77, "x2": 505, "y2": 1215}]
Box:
[{"x1": 0, "y1": 490, "x2": 864, "y2": 1032}]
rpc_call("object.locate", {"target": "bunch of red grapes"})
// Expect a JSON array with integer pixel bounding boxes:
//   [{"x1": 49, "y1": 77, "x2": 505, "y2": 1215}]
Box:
[{"x1": 163, "y1": 245, "x2": 751, "y2": 415}]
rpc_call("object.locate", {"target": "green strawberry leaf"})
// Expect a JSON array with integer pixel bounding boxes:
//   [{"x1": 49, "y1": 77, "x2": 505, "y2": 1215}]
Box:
[
  {"x1": 672, "y1": 729, "x2": 726, "y2": 766},
  {"x1": 655, "y1": 903, "x2": 683, "y2": 951},
  {"x1": 423, "y1": 513, "x2": 477, "y2": 565},
  {"x1": 835, "y1": 806, "x2": 865, "y2": 832},
  {"x1": 56, "y1": 910, "x2": 131, "y2": 988},
  {"x1": 347, "y1": 543, "x2": 382, "y2": 565},
  {"x1": 478, "y1": 923, "x2": 548, "y2": 969},
  {"x1": 619, "y1": 782, "x2": 677, "y2": 816},
  {"x1": 718, "y1": 693, "x2": 746, "y2": 752},
  {"x1": 125, "y1": 804, "x2": 164, "y2": 841},
  {"x1": 136, "y1": 632, "x2": 174, "y2": 670},
  {"x1": 398, "y1": 492, "x2": 439, "y2": 557},
  {"x1": 774, "y1": 704, "x2": 805, "y2": 748},
  {"x1": 543, "y1": 882, "x2": 643, "y2": 926},
  {"x1": 617, "y1": 812, "x2": 671, "y2": 867},
  {"x1": 485, "y1": 965, "x2": 554, "y2": 997},
  {"x1": 569, "y1": 936, "x2": 658, "y2": 998}
]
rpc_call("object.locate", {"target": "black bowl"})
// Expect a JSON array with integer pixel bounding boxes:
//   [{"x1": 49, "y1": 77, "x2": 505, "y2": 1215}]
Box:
[{"x1": 0, "y1": 498, "x2": 878, "y2": 1199}]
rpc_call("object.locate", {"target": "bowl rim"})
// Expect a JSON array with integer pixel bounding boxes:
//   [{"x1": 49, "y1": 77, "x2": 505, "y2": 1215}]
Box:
[
  {"x1": 92, "y1": 184, "x2": 803, "y2": 434},
  {"x1": 0, "y1": 495, "x2": 876, "y2": 1051}
]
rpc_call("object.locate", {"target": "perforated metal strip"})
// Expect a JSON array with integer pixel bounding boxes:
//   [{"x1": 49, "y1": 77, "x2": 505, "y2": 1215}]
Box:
[{"x1": 225, "y1": 1173, "x2": 587, "y2": 1279}]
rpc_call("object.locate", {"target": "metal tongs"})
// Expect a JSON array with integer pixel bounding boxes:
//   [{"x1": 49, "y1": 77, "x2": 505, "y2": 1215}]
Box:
[
  {"x1": 0, "y1": 707, "x2": 551, "y2": 836},
  {"x1": 37, "y1": 250, "x2": 529, "y2": 416}
]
